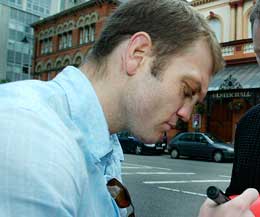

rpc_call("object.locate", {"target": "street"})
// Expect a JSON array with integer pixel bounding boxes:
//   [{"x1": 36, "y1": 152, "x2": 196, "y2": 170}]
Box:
[{"x1": 122, "y1": 154, "x2": 233, "y2": 217}]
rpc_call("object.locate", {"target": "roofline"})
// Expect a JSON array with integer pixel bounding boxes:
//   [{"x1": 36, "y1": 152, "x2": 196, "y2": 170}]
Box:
[
  {"x1": 31, "y1": 0, "x2": 120, "y2": 28},
  {"x1": 191, "y1": 0, "x2": 218, "y2": 7}
]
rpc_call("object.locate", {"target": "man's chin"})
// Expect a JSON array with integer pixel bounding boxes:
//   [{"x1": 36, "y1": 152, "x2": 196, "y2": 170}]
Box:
[{"x1": 139, "y1": 135, "x2": 161, "y2": 144}]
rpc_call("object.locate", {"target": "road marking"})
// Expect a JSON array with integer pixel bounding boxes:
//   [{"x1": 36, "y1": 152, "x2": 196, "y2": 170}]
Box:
[
  {"x1": 219, "y1": 175, "x2": 231, "y2": 178},
  {"x1": 122, "y1": 172, "x2": 195, "y2": 175},
  {"x1": 122, "y1": 163, "x2": 171, "y2": 171},
  {"x1": 122, "y1": 166, "x2": 148, "y2": 169},
  {"x1": 144, "y1": 179, "x2": 230, "y2": 184},
  {"x1": 158, "y1": 186, "x2": 206, "y2": 197}
]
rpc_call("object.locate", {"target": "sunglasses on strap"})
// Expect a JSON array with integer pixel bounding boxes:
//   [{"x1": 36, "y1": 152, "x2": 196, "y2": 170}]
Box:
[{"x1": 107, "y1": 178, "x2": 136, "y2": 217}]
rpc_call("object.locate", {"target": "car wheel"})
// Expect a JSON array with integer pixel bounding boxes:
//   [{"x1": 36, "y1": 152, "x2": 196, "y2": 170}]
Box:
[
  {"x1": 135, "y1": 146, "x2": 142, "y2": 155},
  {"x1": 170, "y1": 149, "x2": 179, "y2": 159},
  {"x1": 213, "y1": 151, "x2": 223, "y2": 162}
]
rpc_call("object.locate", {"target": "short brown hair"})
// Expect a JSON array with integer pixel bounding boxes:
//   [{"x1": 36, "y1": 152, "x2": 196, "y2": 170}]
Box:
[{"x1": 89, "y1": 0, "x2": 224, "y2": 76}]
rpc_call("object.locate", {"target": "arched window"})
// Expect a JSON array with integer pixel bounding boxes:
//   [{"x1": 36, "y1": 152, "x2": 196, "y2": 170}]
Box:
[
  {"x1": 36, "y1": 65, "x2": 42, "y2": 73},
  {"x1": 208, "y1": 18, "x2": 222, "y2": 42},
  {"x1": 46, "y1": 63, "x2": 52, "y2": 71},
  {"x1": 75, "y1": 56, "x2": 82, "y2": 66}
]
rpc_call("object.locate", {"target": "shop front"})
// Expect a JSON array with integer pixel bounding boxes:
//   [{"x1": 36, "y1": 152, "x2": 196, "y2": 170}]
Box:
[{"x1": 205, "y1": 63, "x2": 260, "y2": 143}]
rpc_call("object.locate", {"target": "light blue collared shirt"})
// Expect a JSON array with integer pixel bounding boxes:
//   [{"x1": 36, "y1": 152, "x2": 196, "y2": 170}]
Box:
[{"x1": 0, "y1": 66, "x2": 124, "y2": 217}]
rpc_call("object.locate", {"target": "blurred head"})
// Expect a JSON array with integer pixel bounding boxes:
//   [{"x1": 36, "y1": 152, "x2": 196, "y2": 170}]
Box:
[{"x1": 250, "y1": 0, "x2": 260, "y2": 65}]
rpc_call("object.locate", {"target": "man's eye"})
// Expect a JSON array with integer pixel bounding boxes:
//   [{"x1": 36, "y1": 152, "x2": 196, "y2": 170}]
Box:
[{"x1": 183, "y1": 86, "x2": 193, "y2": 98}]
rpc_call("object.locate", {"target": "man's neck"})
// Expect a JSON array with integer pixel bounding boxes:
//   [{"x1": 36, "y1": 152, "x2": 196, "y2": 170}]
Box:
[{"x1": 79, "y1": 61, "x2": 126, "y2": 135}]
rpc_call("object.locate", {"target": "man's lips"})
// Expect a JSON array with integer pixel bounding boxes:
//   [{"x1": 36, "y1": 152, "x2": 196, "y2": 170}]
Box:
[{"x1": 164, "y1": 122, "x2": 176, "y2": 131}]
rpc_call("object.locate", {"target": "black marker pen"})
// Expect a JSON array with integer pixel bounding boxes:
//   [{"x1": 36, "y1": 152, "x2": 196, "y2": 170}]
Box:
[{"x1": 206, "y1": 186, "x2": 230, "y2": 205}]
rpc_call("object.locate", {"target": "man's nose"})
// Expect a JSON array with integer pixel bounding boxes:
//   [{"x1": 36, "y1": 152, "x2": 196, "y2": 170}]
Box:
[{"x1": 176, "y1": 104, "x2": 194, "y2": 122}]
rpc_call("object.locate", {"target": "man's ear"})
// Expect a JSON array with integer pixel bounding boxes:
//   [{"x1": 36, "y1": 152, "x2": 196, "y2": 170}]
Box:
[{"x1": 125, "y1": 32, "x2": 152, "y2": 76}]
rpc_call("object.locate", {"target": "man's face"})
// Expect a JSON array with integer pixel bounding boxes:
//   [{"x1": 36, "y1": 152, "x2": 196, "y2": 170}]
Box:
[
  {"x1": 253, "y1": 19, "x2": 260, "y2": 65},
  {"x1": 124, "y1": 39, "x2": 213, "y2": 143}
]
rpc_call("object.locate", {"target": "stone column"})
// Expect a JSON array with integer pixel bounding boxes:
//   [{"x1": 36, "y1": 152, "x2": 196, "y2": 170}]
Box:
[
  {"x1": 236, "y1": 0, "x2": 244, "y2": 40},
  {"x1": 229, "y1": 2, "x2": 236, "y2": 40}
]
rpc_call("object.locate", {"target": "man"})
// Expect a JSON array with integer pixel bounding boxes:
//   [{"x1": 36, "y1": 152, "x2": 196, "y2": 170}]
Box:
[
  {"x1": 0, "y1": 0, "x2": 257, "y2": 217},
  {"x1": 252, "y1": 0, "x2": 260, "y2": 65},
  {"x1": 216, "y1": 0, "x2": 260, "y2": 212}
]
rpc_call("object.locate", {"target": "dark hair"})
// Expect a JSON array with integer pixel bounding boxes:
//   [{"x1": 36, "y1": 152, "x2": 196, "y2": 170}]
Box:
[{"x1": 88, "y1": 0, "x2": 224, "y2": 77}]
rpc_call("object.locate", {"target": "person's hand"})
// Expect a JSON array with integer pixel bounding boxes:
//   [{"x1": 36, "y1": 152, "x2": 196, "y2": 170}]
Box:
[{"x1": 198, "y1": 188, "x2": 259, "y2": 217}]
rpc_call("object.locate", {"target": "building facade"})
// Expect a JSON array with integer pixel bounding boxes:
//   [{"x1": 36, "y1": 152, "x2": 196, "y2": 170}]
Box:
[
  {"x1": 31, "y1": 0, "x2": 259, "y2": 143},
  {"x1": 0, "y1": 0, "x2": 63, "y2": 82},
  {"x1": 31, "y1": 0, "x2": 119, "y2": 81},
  {"x1": 185, "y1": 0, "x2": 260, "y2": 143}
]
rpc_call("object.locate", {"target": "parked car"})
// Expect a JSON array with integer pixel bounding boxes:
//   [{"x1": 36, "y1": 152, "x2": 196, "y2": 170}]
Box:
[
  {"x1": 167, "y1": 132, "x2": 234, "y2": 162},
  {"x1": 118, "y1": 135, "x2": 166, "y2": 155}
]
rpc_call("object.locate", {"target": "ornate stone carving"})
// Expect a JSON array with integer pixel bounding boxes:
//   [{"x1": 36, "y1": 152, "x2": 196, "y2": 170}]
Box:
[{"x1": 219, "y1": 74, "x2": 243, "y2": 90}]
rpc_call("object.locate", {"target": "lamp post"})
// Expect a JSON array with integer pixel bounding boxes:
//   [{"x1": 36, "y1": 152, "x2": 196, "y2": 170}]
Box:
[{"x1": 21, "y1": 36, "x2": 32, "y2": 79}]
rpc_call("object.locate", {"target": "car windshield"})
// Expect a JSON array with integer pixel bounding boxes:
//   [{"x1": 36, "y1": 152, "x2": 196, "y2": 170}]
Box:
[{"x1": 205, "y1": 133, "x2": 224, "y2": 143}]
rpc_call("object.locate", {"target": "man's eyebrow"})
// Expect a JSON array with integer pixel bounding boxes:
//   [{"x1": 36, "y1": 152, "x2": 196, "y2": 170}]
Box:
[{"x1": 182, "y1": 76, "x2": 201, "y2": 94}]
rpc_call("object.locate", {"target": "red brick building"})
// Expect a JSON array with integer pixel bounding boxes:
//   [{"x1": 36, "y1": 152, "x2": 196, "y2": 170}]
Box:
[{"x1": 31, "y1": 0, "x2": 118, "y2": 81}]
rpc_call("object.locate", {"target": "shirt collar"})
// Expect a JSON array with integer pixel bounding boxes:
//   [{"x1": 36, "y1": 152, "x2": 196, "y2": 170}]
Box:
[{"x1": 53, "y1": 66, "x2": 112, "y2": 162}]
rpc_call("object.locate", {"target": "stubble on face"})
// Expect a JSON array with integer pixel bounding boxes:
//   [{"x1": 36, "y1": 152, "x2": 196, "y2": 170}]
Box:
[
  {"x1": 124, "y1": 39, "x2": 213, "y2": 143},
  {"x1": 123, "y1": 71, "x2": 165, "y2": 143}
]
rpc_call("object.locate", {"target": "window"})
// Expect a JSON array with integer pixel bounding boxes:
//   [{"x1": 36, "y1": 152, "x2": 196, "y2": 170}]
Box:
[
  {"x1": 7, "y1": 50, "x2": 15, "y2": 63},
  {"x1": 9, "y1": 29, "x2": 16, "y2": 41},
  {"x1": 33, "y1": 5, "x2": 38, "y2": 11},
  {"x1": 39, "y1": 7, "x2": 44, "y2": 13},
  {"x1": 40, "y1": 40, "x2": 44, "y2": 54},
  {"x1": 58, "y1": 32, "x2": 72, "y2": 50},
  {"x1": 84, "y1": 26, "x2": 89, "y2": 43},
  {"x1": 208, "y1": 18, "x2": 221, "y2": 42},
  {"x1": 63, "y1": 34, "x2": 67, "y2": 48},
  {"x1": 79, "y1": 28, "x2": 84, "y2": 44},
  {"x1": 90, "y1": 24, "x2": 95, "y2": 42},
  {"x1": 15, "y1": 52, "x2": 22, "y2": 64},
  {"x1": 248, "y1": 16, "x2": 252, "y2": 39},
  {"x1": 179, "y1": 134, "x2": 193, "y2": 142},
  {"x1": 75, "y1": 56, "x2": 82, "y2": 66},
  {"x1": 49, "y1": 39, "x2": 52, "y2": 52},
  {"x1": 64, "y1": 59, "x2": 70, "y2": 66},
  {"x1": 56, "y1": 61, "x2": 62, "y2": 69},
  {"x1": 23, "y1": 54, "x2": 29, "y2": 64},
  {"x1": 194, "y1": 134, "x2": 207, "y2": 143},
  {"x1": 40, "y1": 38, "x2": 53, "y2": 54},
  {"x1": 58, "y1": 35, "x2": 62, "y2": 50},
  {"x1": 46, "y1": 63, "x2": 52, "y2": 71},
  {"x1": 44, "y1": 39, "x2": 48, "y2": 54},
  {"x1": 79, "y1": 24, "x2": 96, "y2": 45},
  {"x1": 67, "y1": 31, "x2": 72, "y2": 47}
]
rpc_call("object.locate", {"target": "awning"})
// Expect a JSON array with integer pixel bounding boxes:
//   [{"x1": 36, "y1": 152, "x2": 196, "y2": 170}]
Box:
[{"x1": 208, "y1": 63, "x2": 260, "y2": 91}]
